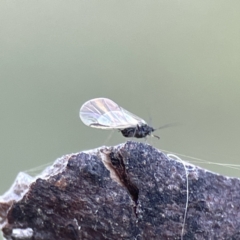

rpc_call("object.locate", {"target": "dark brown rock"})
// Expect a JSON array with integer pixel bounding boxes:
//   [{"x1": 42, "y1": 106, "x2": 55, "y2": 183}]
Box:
[{"x1": 1, "y1": 141, "x2": 240, "y2": 240}]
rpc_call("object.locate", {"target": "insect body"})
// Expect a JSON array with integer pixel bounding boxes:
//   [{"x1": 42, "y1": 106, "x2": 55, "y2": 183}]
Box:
[
  {"x1": 120, "y1": 124, "x2": 155, "y2": 138},
  {"x1": 79, "y1": 98, "x2": 159, "y2": 139}
]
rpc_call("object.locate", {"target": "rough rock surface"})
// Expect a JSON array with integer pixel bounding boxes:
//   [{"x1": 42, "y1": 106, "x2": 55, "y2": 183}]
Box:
[{"x1": 1, "y1": 141, "x2": 240, "y2": 240}]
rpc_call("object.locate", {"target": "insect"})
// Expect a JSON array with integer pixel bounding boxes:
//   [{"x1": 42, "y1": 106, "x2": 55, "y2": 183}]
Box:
[{"x1": 79, "y1": 98, "x2": 161, "y2": 139}]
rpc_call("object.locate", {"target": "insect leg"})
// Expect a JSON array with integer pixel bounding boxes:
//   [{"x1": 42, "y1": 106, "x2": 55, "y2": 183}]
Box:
[
  {"x1": 153, "y1": 134, "x2": 160, "y2": 139},
  {"x1": 103, "y1": 130, "x2": 115, "y2": 145},
  {"x1": 132, "y1": 125, "x2": 138, "y2": 138}
]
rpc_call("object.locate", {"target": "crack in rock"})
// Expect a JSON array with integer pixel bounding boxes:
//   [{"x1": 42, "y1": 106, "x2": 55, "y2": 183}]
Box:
[{"x1": 100, "y1": 148, "x2": 139, "y2": 216}]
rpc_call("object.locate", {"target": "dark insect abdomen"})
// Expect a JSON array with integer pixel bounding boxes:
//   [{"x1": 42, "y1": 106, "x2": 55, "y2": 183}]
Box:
[{"x1": 120, "y1": 124, "x2": 154, "y2": 138}]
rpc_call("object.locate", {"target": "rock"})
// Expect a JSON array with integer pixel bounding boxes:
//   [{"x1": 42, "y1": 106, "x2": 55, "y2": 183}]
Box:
[{"x1": 1, "y1": 141, "x2": 240, "y2": 240}]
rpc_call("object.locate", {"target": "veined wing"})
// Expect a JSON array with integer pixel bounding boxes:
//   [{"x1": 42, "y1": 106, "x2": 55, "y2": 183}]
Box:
[{"x1": 79, "y1": 98, "x2": 146, "y2": 129}]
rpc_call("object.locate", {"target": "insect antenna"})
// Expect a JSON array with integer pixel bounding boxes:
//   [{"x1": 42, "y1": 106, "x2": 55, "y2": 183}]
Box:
[
  {"x1": 151, "y1": 123, "x2": 179, "y2": 139},
  {"x1": 154, "y1": 123, "x2": 180, "y2": 131}
]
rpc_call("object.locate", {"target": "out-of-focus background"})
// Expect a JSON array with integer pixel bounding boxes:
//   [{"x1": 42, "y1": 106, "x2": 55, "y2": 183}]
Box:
[{"x1": 0, "y1": 0, "x2": 239, "y2": 214}]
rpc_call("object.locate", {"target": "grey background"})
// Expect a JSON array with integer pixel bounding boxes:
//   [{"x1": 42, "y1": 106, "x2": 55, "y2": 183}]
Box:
[{"x1": 0, "y1": 2, "x2": 240, "y2": 236}]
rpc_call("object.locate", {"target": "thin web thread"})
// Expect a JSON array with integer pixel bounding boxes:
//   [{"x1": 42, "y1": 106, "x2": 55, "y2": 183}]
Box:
[
  {"x1": 167, "y1": 153, "x2": 189, "y2": 240},
  {"x1": 162, "y1": 149, "x2": 240, "y2": 171}
]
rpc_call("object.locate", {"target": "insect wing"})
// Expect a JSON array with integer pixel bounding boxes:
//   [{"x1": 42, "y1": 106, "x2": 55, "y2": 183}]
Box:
[{"x1": 79, "y1": 98, "x2": 146, "y2": 129}]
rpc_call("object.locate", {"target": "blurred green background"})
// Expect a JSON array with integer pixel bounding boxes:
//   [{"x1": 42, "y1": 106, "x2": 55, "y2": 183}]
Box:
[{"x1": 0, "y1": 1, "x2": 240, "y2": 235}]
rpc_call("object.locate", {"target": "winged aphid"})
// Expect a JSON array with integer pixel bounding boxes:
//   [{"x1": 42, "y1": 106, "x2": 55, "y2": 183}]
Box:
[{"x1": 79, "y1": 98, "x2": 160, "y2": 139}]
